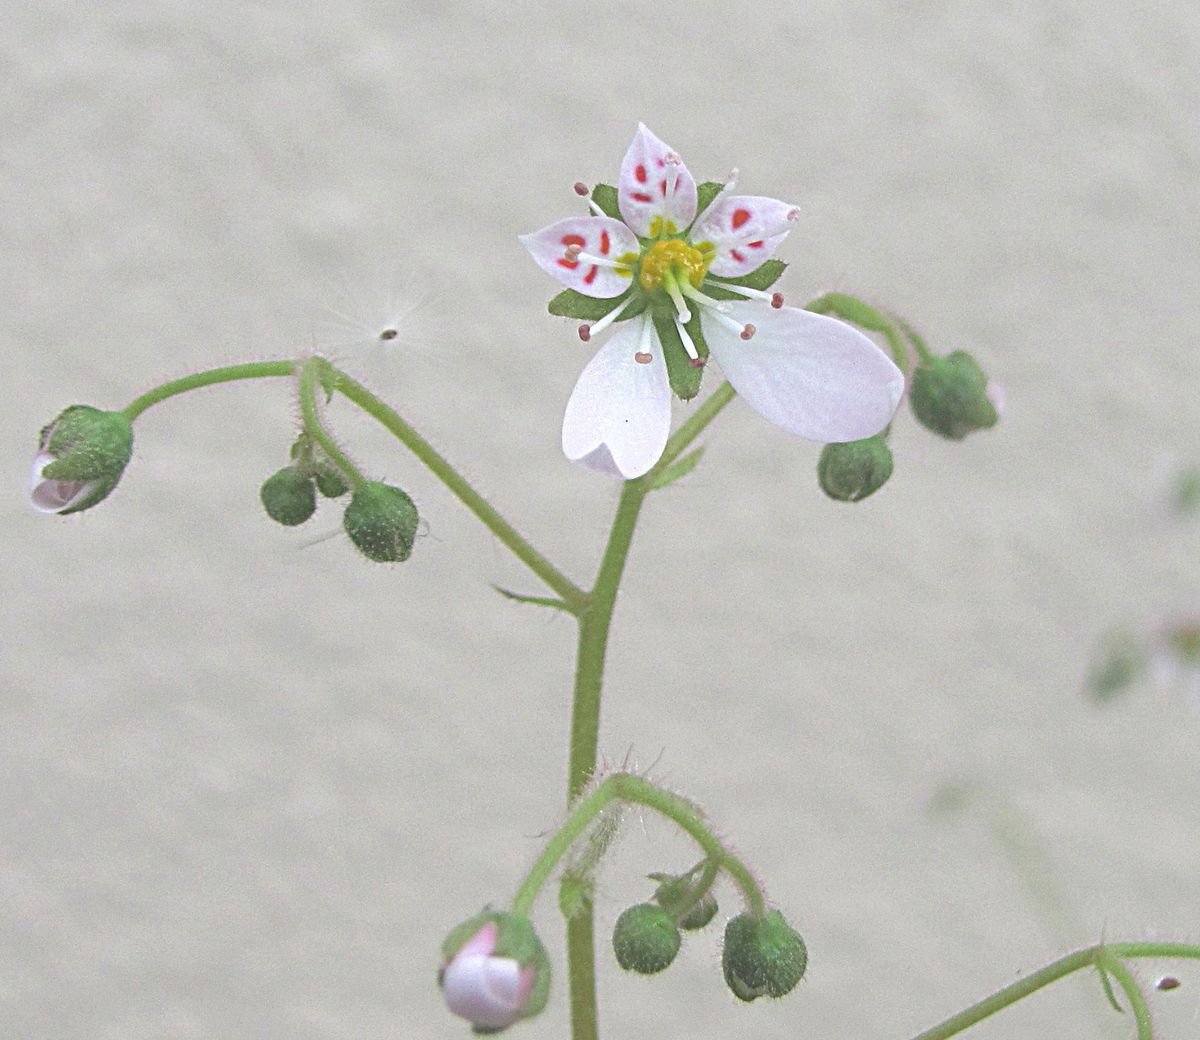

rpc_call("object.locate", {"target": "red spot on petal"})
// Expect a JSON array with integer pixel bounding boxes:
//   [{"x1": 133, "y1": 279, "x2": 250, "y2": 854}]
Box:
[
  {"x1": 730, "y1": 249, "x2": 745, "y2": 262},
  {"x1": 635, "y1": 164, "x2": 647, "y2": 184},
  {"x1": 557, "y1": 259, "x2": 580, "y2": 270},
  {"x1": 561, "y1": 234, "x2": 585, "y2": 247},
  {"x1": 659, "y1": 180, "x2": 667, "y2": 196},
  {"x1": 748, "y1": 240, "x2": 764, "y2": 248},
  {"x1": 631, "y1": 192, "x2": 653, "y2": 203},
  {"x1": 731, "y1": 208, "x2": 752, "y2": 230},
  {"x1": 583, "y1": 265, "x2": 598, "y2": 285},
  {"x1": 600, "y1": 230, "x2": 610, "y2": 255}
]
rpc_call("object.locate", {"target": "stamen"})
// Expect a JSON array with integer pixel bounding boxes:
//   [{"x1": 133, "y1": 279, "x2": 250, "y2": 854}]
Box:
[
  {"x1": 694, "y1": 168, "x2": 740, "y2": 223},
  {"x1": 727, "y1": 208, "x2": 800, "y2": 247},
  {"x1": 587, "y1": 199, "x2": 607, "y2": 217},
  {"x1": 634, "y1": 352, "x2": 652, "y2": 365},
  {"x1": 562, "y1": 244, "x2": 629, "y2": 270},
  {"x1": 677, "y1": 279, "x2": 732, "y2": 313},
  {"x1": 661, "y1": 270, "x2": 691, "y2": 324},
  {"x1": 664, "y1": 152, "x2": 681, "y2": 199},
  {"x1": 573, "y1": 182, "x2": 589, "y2": 196},
  {"x1": 578, "y1": 298, "x2": 629, "y2": 343},
  {"x1": 379, "y1": 328, "x2": 398, "y2": 341},
  {"x1": 709, "y1": 283, "x2": 784, "y2": 307},
  {"x1": 703, "y1": 308, "x2": 757, "y2": 340},
  {"x1": 674, "y1": 316, "x2": 699, "y2": 361}
]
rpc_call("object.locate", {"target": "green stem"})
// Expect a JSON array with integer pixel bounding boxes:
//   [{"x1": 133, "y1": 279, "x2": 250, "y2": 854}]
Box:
[
  {"x1": 806, "y1": 292, "x2": 915, "y2": 375},
  {"x1": 122, "y1": 360, "x2": 298, "y2": 420},
  {"x1": 1101, "y1": 958, "x2": 1152, "y2": 1040},
  {"x1": 909, "y1": 943, "x2": 1200, "y2": 1040},
  {"x1": 512, "y1": 773, "x2": 766, "y2": 918},
  {"x1": 895, "y1": 316, "x2": 936, "y2": 365},
  {"x1": 324, "y1": 365, "x2": 587, "y2": 610},
  {"x1": 297, "y1": 359, "x2": 366, "y2": 489}
]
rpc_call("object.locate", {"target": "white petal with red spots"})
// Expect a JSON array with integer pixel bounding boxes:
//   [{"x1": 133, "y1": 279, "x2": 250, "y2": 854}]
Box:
[
  {"x1": 704, "y1": 302, "x2": 904, "y2": 443},
  {"x1": 617, "y1": 123, "x2": 698, "y2": 238},
  {"x1": 519, "y1": 217, "x2": 638, "y2": 299},
  {"x1": 561, "y1": 317, "x2": 671, "y2": 479},
  {"x1": 692, "y1": 195, "x2": 799, "y2": 277}
]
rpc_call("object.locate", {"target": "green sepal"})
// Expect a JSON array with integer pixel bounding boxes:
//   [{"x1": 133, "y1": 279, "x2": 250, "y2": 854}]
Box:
[
  {"x1": 260, "y1": 466, "x2": 317, "y2": 526},
  {"x1": 909, "y1": 351, "x2": 998, "y2": 440},
  {"x1": 612, "y1": 903, "x2": 681, "y2": 974},
  {"x1": 653, "y1": 307, "x2": 706, "y2": 401},
  {"x1": 548, "y1": 287, "x2": 643, "y2": 323},
  {"x1": 343, "y1": 481, "x2": 419, "y2": 562},
  {"x1": 705, "y1": 259, "x2": 787, "y2": 292},
  {"x1": 440, "y1": 910, "x2": 551, "y2": 1022},
  {"x1": 817, "y1": 436, "x2": 894, "y2": 502},
  {"x1": 40, "y1": 406, "x2": 133, "y2": 482},
  {"x1": 693, "y1": 181, "x2": 725, "y2": 221},
  {"x1": 722, "y1": 911, "x2": 808, "y2": 1002},
  {"x1": 590, "y1": 183, "x2": 620, "y2": 219},
  {"x1": 493, "y1": 585, "x2": 573, "y2": 615},
  {"x1": 649, "y1": 447, "x2": 705, "y2": 491}
]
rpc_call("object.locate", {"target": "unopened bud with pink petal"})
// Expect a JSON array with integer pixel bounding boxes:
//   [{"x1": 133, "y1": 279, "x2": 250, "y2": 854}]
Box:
[
  {"x1": 30, "y1": 405, "x2": 133, "y2": 515},
  {"x1": 439, "y1": 910, "x2": 550, "y2": 1033}
]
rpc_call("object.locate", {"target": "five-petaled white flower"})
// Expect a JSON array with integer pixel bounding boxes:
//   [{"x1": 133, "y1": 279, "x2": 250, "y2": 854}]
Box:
[{"x1": 521, "y1": 124, "x2": 905, "y2": 479}]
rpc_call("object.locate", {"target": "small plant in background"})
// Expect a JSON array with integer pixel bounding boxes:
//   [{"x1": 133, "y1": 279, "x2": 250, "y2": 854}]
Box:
[{"x1": 30, "y1": 125, "x2": 1198, "y2": 1040}]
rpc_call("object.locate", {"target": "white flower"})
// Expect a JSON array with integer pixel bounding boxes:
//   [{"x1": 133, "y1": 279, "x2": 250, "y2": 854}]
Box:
[
  {"x1": 440, "y1": 920, "x2": 539, "y2": 1032},
  {"x1": 521, "y1": 124, "x2": 904, "y2": 479}
]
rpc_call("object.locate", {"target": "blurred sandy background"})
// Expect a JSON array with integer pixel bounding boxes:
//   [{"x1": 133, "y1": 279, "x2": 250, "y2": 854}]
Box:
[{"x1": 5, "y1": 2, "x2": 1200, "y2": 1038}]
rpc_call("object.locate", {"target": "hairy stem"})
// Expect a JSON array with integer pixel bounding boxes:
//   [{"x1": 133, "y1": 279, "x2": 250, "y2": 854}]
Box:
[{"x1": 122, "y1": 360, "x2": 298, "y2": 419}]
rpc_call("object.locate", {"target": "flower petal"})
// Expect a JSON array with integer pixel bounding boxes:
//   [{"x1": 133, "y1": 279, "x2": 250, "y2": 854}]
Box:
[
  {"x1": 705, "y1": 302, "x2": 904, "y2": 442},
  {"x1": 618, "y1": 124, "x2": 698, "y2": 238},
  {"x1": 692, "y1": 195, "x2": 799, "y2": 277},
  {"x1": 442, "y1": 954, "x2": 525, "y2": 1030},
  {"x1": 29, "y1": 451, "x2": 93, "y2": 514},
  {"x1": 562, "y1": 317, "x2": 671, "y2": 479},
  {"x1": 519, "y1": 217, "x2": 638, "y2": 298}
]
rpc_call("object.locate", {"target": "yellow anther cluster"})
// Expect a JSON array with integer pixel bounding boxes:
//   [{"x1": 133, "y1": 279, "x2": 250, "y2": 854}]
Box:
[{"x1": 638, "y1": 239, "x2": 713, "y2": 292}]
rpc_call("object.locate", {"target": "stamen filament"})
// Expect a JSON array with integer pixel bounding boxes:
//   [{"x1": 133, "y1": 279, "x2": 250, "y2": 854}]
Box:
[
  {"x1": 727, "y1": 209, "x2": 800, "y2": 247},
  {"x1": 563, "y1": 244, "x2": 631, "y2": 271},
  {"x1": 587, "y1": 199, "x2": 607, "y2": 218},
  {"x1": 677, "y1": 279, "x2": 732, "y2": 313},
  {"x1": 581, "y1": 300, "x2": 626, "y2": 340},
  {"x1": 661, "y1": 269, "x2": 692, "y2": 324},
  {"x1": 703, "y1": 308, "x2": 756, "y2": 340},
  {"x1": 674, "y1": 316, "x2": 699, "y2": 360},
  {"x1": 706, "y1": 282, "x2": 785, "y2": 308}
]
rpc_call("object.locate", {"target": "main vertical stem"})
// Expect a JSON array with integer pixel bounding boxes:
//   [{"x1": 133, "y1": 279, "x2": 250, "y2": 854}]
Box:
[{"x1": 565, "y1": 480, "x2": 649, "y2": 1040}]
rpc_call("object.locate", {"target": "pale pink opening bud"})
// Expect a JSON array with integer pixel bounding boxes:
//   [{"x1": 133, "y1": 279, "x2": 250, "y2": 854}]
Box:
[
  {"x1": 441, "y1": 922, "x2": 538, "y2": 1032},
  {"x1": 29, "y1": 451, "x2": 99, "y2": 514}
]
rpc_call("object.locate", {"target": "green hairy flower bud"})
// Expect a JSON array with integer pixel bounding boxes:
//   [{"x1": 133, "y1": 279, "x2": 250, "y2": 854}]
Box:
[
  {"x1": 650, "y1": 871, "x2": 718, "y2": 930},
  {"x1": 722, "y1": 910, "x2": 807, "y2": 1002},
  {"x1": 909, "y1": 351, "x2": 999, "y2": 440},
  {"x1": 817, "y1": 435, "x2": 894, "y2": 502},
  {"x1": 31, "y1": 405, "x2": 133, "y2": 514},
  {"x1": 343, "y1": 481, "x2": 419, "y2": 562},
  {"x1": 260, "y1": 467, "x2": 317, "y2": 526},
  {"x1": 313, "y1": 460, "x2": 350, "y2": 499},
  {"x1": 439, "y1": 910, "x2": 550, "y2": 1032},
  {"x1": 612, "y1": 903, "x2": 681, "y2": 974}
]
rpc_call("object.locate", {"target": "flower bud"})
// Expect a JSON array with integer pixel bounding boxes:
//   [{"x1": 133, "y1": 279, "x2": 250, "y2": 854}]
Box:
[
  {"x1": 722, "y1": 910, "x2": 807, "y2": 1002},
  {"x1": 343, "y1": 481, "x2": 419, "y2": 562},
  {"x1": 313, "y1": 460, "x2": 350, "y2": 498},
  {"x1": 817, "y1": 435, "x2": 893, "y2": 502},
  {"x1": 650, "y1": 872, "x2": 717, "y2": 930},
  {"x1": 439, "y1": 911, "x2": 550, "y2": 1033},
  {"x1": 612, "y1": 903, "x2": 681, "y2": 974},
  {"x1": 259, "y1": 467, "x2": 317, "y2": 526},
  {"x1": 909, "y1": 351, "x2": 999, "y2": 440},
  {"x1": 31, "y1": 405, "x2": 133, "y2": 514}
]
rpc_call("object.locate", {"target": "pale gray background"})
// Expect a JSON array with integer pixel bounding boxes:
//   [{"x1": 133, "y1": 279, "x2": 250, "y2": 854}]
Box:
[{"x1": 5, "y1": 2, "x2": 1200, "y2": 1038}]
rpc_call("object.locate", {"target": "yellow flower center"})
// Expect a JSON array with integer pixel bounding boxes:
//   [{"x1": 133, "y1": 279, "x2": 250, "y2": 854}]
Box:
[{"x1": 638, "y1": 239, "x2": 713, "y2": 292}]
